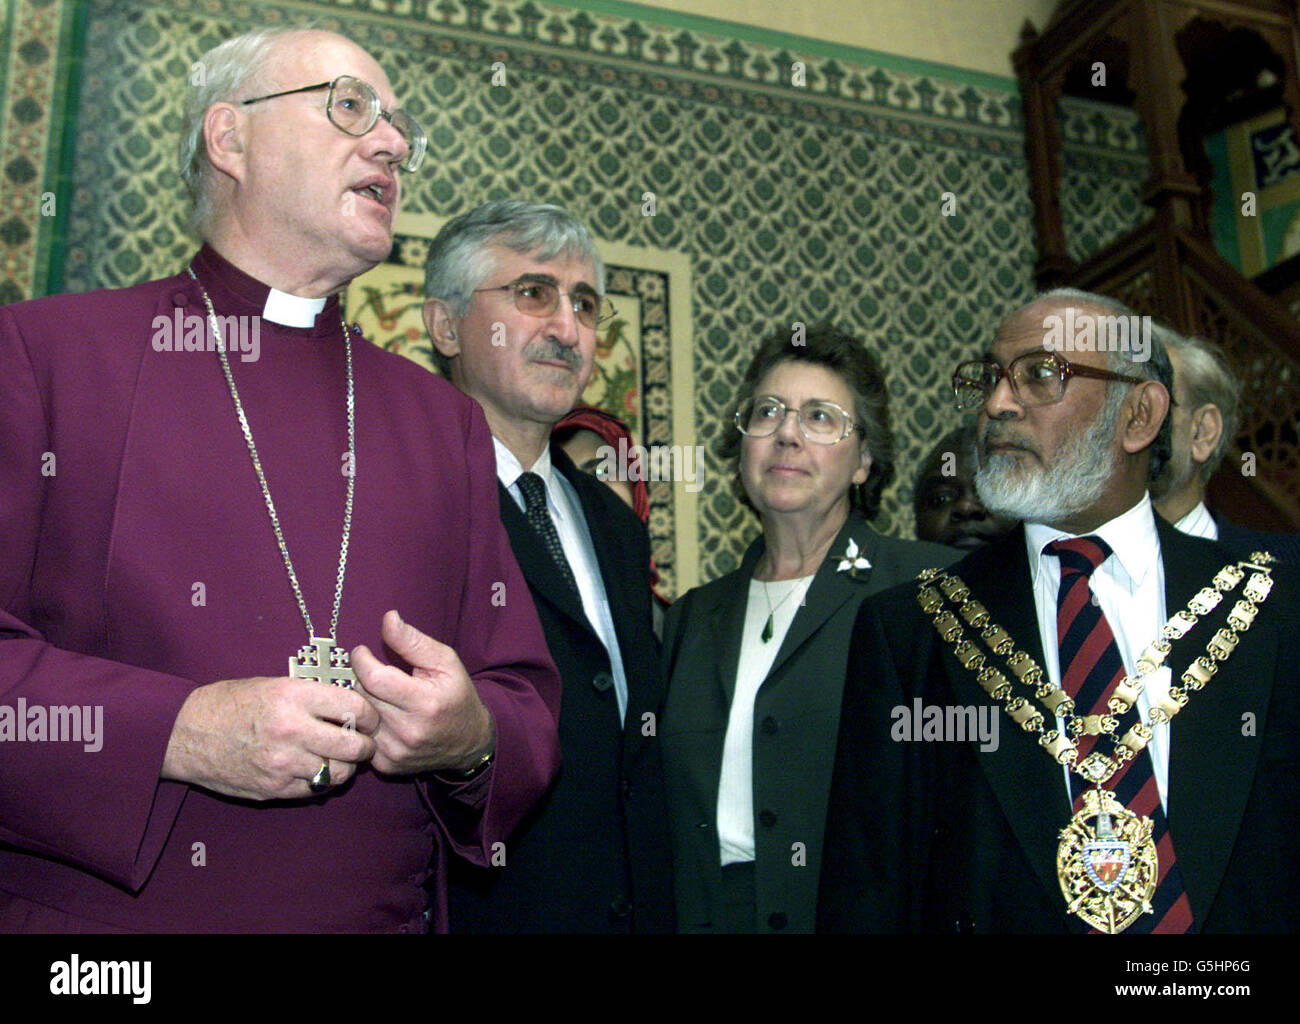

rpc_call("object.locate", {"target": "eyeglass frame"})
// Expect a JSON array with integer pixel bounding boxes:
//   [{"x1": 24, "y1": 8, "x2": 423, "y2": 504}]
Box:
[
  {"x1": 240, "y1": 75, "x2": 427, "y2": 173},
  {"x1": 734, "y1": 395, "x2": 859, "y2": 445},
  {"x1": 952, "y1": 350, "x2": 1149, "y2": 411},
  {"x1": 472, "y1": 276, "x2": 615, "y2": 330}
]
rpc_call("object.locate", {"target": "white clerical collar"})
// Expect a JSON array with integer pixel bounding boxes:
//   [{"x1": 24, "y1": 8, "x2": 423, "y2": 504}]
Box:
[
  {"x1": 1026, "y1": 492, "x2": 1159, "y2": 590},
  {"x1": 262, "y1": 288, "x2": 327, "y2": 328}
]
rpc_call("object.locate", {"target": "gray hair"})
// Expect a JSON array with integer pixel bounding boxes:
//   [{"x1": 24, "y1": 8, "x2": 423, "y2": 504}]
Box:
[
  {"x1": 1034, "y1": 287, "x2": 1175, "y2": 484},
  {"x1": 1162, "y1": 331, "x2": 1241, "y2": 481},
  {"x1": 179, "y1": 28, "x2": 304, "y2": 239},
  {"x1": 423, "y1": 200, "x2": 606, "y2": 376}
]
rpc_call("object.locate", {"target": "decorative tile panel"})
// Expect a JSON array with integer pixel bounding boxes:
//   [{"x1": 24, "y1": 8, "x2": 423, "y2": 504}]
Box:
[{"x1": 5, "y1": 0, "x2": 1149, "y2": 584}]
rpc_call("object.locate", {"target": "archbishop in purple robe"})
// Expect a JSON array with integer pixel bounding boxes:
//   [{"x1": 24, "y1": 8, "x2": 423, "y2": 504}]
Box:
[{"x1": 0, "y1": 28, "x2": 561, "y2": 932}]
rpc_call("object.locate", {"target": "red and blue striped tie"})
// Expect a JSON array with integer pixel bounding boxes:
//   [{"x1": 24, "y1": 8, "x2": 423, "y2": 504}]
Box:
[{"x1": 1047, "y1": 536, "x2": 1193, "y2": 934}]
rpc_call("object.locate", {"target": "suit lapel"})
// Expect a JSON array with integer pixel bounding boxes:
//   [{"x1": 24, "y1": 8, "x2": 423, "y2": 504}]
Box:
[
  {"x1": 940, "y1": 528, "x2": 1074, "y2": 916},
  {"x1": 1157, "y1": 519, "x2": 1276, "y2": 928},
  {"x1": 715, "y1": 539, "x2": 762, "y2": 704},
  {"x1": 764, "y1": 518, "x2": 876, "y2": 684},
  {"x1": 550, "y1": 445, "x2": 646, "y2": 661},
  {"x1": 497, "y1": 480, "x2": 590, "y2": 629},
  {"x1": 947, "y1": 520, "x2": 1281, "y2": 928}
]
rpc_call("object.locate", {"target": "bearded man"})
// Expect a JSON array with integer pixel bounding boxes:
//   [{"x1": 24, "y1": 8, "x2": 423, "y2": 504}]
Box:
[{"x1": 820, "y1": 288, "x2": 1300, "y2": 933}]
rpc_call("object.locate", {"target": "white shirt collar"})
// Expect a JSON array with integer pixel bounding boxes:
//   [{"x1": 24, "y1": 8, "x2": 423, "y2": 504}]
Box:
[
  {"x1": 262, "y1": 288, "x2": 327, "y2": 328},
  {"x1": 1173, "y1": 500, "x2": 1218, "y2": 541},
  {"x1": 492, "y1": 435, "x2": 552, "y2": 481},
  {"x1": 492, "y1": 437, "x2": 568, "y2": 518},
  {"x1": 1025, "y1": 492, "x2": 1159, "y2": 590}
]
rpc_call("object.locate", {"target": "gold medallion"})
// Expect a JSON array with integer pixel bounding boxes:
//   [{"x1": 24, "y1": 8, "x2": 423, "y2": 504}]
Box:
[
  {"x1": 1057, "y1": 788, "x2": 1157, "y2": 934},
  {"x1": 917, "y1": 555, "x2": 1275, "y2": 934}
]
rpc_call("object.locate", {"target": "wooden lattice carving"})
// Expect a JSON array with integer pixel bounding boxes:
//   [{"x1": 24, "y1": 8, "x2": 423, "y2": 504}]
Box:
[{"x1": 1192, "y1": 288, "x2": 1300, "y2": 500}]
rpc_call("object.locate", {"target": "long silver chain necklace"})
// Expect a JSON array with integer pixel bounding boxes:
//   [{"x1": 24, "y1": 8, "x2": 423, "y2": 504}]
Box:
[{"x1": 188, "y1": 266, "x2": 358, "y2": 688}]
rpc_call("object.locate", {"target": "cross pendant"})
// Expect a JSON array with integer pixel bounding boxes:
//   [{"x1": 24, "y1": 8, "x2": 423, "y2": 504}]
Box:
[{"x1": 289, "y1": 636, "x2": 357, "y2": 688}]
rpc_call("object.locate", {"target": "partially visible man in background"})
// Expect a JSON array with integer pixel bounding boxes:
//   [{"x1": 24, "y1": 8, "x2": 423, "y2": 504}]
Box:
[
  {"x1": 913, "y1": 422, "x2": 1016, "y2": 548},
  {"x1": 1151, "y1": 329, "x2": 1299, "y2": 563}
]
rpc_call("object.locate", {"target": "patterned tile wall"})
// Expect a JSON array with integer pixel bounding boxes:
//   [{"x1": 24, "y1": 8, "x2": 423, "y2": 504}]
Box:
[
  {"x1": 1058, "y1": 97, "x2": 1146, "y2": 264},
  {"x1": 3, "y1": 0, "x2": 1148, "y2": 583}
]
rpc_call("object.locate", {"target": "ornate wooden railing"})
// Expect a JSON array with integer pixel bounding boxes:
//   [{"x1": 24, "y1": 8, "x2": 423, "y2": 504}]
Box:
[{"x1": 1069, "y1": 221, "x2": 1300, "y2": 529}]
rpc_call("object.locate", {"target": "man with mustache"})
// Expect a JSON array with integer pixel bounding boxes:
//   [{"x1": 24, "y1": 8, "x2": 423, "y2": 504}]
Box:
[
  {"x1": 422, "y1": 200, "x2": 672, "y2": 932},
  {"x1": 821, "y1": 288, "x2": 1299, "y2": 933},
  {"x1": 0, "y1": 28, "x2": 561, "y2": 931}
]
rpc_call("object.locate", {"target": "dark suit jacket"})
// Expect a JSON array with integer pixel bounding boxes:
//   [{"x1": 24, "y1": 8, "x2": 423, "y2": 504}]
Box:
[
  {"x1": 1211, "y1": 510, "x2": 1300, "y2": 566},
  {"x1": 821, "y1": 516, "x2": 1300, "y2": 933},
  {"x1": 661, "y1": 515, "x2": 957, "y2": 933},
  {"x1": 447, "y1": 444, "x2": 673, "y2": 933}
]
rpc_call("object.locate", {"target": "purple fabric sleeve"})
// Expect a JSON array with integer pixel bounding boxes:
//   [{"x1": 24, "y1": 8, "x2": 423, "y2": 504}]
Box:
[
  {"x1": 418, "y1": 397, "x2": 562, "y2": 858},
  {"x1": 0, "y1": 304, "x2": 195, "y2": 890}
]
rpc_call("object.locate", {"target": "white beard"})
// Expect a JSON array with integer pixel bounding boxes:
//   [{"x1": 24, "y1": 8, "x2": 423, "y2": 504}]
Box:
[{"x1": 974, "y1": 388, "x2": 1123, "y2": 527}]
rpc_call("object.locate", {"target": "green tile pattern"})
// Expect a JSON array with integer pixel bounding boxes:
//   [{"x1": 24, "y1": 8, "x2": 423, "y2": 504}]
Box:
[{"x1": 10, "y1": 0, "x2": 1148, "y2": 579}]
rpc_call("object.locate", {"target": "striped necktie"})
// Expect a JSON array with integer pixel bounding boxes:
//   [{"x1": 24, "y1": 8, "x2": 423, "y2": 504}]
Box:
[
  {"x1": 1046, "y1": 536, "x2": 1193, "y2": 934},
  {"x1": 516, "y1": 471, "x2": 580, "y2": 598}
]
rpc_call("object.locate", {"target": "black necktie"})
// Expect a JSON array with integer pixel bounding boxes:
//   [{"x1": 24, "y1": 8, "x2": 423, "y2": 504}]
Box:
[{"x1": 516, "y1": 471, "x2": 580, "y2": 598}]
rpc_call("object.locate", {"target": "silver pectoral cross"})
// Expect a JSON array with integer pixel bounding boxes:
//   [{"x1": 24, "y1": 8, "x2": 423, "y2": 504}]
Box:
[{"x1": 289, "y1": 636, "x2": 357, "y2": 688}]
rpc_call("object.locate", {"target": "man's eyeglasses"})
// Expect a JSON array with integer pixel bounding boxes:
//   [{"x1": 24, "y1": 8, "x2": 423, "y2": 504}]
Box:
[
  {"x1": 735, "y1": 396, "x2": 858, "y2": 445},
  {"x1": 952, "y1": 351, "x2": 1147, "y2": 412},
  {"x1": 474, "y1": 279, "x2": 612, "y2": 330},
  {"x1": 241, "y1": 75, "x2": 427, "y2": 173}
]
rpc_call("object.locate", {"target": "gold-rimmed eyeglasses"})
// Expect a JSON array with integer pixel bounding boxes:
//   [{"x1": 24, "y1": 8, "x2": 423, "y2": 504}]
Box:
[
  {"x1": 241, "y1": 74, "x2": 427, "y2": 173},
  {"x1": 473, "y1": 278, "x2": 614, "y2": 330},
  {"x1": 952, "y1": 351, "x2": 1147, "y2": 412}
]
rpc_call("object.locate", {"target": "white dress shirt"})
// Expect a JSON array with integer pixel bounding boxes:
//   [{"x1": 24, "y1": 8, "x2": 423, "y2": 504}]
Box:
[
  {"x1": 1025, "y1": 494, "x2": 1173, "y2": 813},
  {"x1": 1173, "y1": 500, "x2": 1218, "y2": 541},
  {"x1": 716, "y1": 574, "x2": 815, "y2": 865},
  {"x1": 494, "y1": 438, "x2": 629, "y2": 722}
]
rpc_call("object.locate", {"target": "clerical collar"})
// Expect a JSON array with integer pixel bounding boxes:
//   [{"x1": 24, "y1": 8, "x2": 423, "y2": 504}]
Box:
[
  {"x1": 189, "y1": 244, "x2": 339, "y2": 335},
  {"x1": 263, "y1": 288, "x2": 327, "y2": 328}
]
